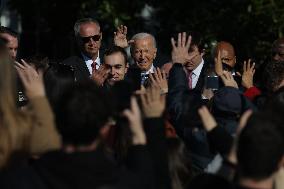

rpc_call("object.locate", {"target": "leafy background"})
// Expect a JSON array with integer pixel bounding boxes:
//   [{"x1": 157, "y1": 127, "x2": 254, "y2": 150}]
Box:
[{"x1": 4, "y1": 0, "x2": 284, "y2": 69}]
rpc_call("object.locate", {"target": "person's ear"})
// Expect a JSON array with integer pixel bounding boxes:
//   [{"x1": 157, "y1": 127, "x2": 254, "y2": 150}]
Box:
[
  {"x1": 153, "y1": 48, "x2": 157, "y2": 59},
  {"x1": 200, "y1": 48, "x2": 205, "y2": 57},
  {"x1": 125, "y1": 62, "x2": 129, "y2": 73}
]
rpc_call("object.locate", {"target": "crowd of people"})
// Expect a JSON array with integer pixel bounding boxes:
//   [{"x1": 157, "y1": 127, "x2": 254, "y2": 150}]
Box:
[{"x1": 0, "y1": 17, "x2": 283, "y2": 189}]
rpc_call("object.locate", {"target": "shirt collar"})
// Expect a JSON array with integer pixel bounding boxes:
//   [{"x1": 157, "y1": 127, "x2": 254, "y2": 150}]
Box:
[
  {"x1": 192, "y1": 58, "x2": 204, "y2": 76},
  {"x1": 141, "y1": 64, "x2": 155, "y2": 75},
  {"x1": 81, "y1": 52, "x2": 101, "y2": 66}
]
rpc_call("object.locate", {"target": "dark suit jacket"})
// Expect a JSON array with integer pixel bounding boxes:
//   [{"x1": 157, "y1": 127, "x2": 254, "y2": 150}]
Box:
[
  {"x1": 62, "y1": 52, "x2": 104, "y2": 81},
  {"x1": 62, "y1": 55, "x2": 90, "y2": 81},
  {"x1": 167, "y1": 62, "x2": 215, "y2": 170}
]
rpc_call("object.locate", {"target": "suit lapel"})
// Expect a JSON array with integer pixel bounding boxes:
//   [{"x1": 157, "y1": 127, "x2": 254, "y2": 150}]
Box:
[{"x1": 76, "y1": 54, "x2": 91, "y2": 77}]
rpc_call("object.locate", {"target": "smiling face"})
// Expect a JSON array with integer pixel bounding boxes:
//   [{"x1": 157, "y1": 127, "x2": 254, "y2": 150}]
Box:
[
  {"x1": 104, "y1": 52, "x2": 128, "y2": 86},
  {"x1": 77, "y1": 22, "x2": 102, "y2": 60},
  {"x1": 131, "y1": 36, "x2": 157, "y2": 72}
]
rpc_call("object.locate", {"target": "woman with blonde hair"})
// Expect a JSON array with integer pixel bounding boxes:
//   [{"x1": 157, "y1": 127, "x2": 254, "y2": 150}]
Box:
[{"x1": 0, "y1": 42, "x2": 61, "y2": 169}]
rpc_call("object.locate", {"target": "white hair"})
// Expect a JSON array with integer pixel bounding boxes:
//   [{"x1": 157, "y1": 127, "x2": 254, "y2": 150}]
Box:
[
  {"x1": 74, "y1": 18, "x2": 100, "y2": 37},
  {"x1": 130, "y1": 32, "x2": 157, "y2": 48}
]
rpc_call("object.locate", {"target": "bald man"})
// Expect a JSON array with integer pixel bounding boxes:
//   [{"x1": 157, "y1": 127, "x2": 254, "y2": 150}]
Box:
[
  {"x1": 214, "y1": 41, "x2": 236, "y2": 70},
  {"x1": 272, "y1": 38, "x2": 284, "y2": 62}
]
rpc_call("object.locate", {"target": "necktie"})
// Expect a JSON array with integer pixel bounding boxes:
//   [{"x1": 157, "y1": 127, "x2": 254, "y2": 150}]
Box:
[
  {"x1": 91, "y1": 62, "x2": 97, "y2": 72},
  {"x1": 188, "y1": 71, "x2": 193, "y2": 89}
]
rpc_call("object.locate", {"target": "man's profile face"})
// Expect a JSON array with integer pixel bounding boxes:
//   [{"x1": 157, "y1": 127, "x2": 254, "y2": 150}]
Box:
[
  {"x1": 78, "y1": 22, "x2": 102, "y2": 60},
  {"x1": 104, "y1": 52, "x2": 128, "y2": 86},
  {"x1": 0, "y1": 33, "x2": 18, "y2": 60},
  {"x1": 272, "y1": 39, "x2": 284, "y2": 62},
  {"x1": 131, "y1": 36, "x2": 157, "y2": 72},
  {"x1": 184, "y1": 45, "x2": 203, "y2": 72}
]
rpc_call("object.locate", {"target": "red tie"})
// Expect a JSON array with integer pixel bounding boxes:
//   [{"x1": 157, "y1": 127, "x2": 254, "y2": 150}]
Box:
[
  {"x1": 188, "y1": 72, "x2": 193, "y2": 89},
  {"x1": 91, "y1": 62, "x2": 97, "y2": 72}
]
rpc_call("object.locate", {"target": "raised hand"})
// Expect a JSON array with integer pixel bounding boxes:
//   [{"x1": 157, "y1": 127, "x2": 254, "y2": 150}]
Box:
[
  {"x1": 220, "y1": 71, "x2": 238, "y2": 88},
  {"x1": 198, "y1": 106, "x2": 217, "y2": 132},
  {"x1": 113, "y1": 25, "x2": 134, "y2": 48},
  {"x1": 123, "y1": 96, "x2": 146, "y2": 145},
  {"x1": 15, "y1": 59, "x2": 45, "y2": 99},
  {"x1": 171, "y1": 32, "x2": 194, "y2": 64},
  {"x1": 140, "y1": 85, "x2": 166, "y2": 118},
  {"x1": 90, "y1": 64, "x2": 110, "y2": 86},
  {"x1": 149, "y1": 68, "x2": 168, "y2": 94},
  {"x1": 241, "y1": 59, "x2": 255, "y2": 89},
  {"x1": 214, "y1": 51, "x2": 223, "y2": 76}
]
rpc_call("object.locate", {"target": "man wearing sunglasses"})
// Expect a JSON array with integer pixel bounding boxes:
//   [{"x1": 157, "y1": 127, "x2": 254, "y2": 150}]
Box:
[{"x1": 62, "y1": 18, "x2": 103, "y2": 81}]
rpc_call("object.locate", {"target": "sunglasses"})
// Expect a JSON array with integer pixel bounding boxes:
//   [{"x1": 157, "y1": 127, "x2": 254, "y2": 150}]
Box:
[{"x1": 80, "y1": 35, "x2": 101, "y2": 43}]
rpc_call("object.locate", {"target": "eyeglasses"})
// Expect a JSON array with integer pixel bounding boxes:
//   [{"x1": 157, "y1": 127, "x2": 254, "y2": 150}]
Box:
[{"x1": 80, "y1": 35, "x2": 101, "y2": 43}]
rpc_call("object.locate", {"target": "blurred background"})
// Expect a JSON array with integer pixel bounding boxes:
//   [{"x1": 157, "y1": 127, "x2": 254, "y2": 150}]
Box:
[{"x1": 1, "y1": 0, "x2": 284, "y2": 67}]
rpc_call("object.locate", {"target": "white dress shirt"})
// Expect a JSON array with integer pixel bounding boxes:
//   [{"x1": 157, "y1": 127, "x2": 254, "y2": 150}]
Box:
[
  {"x1": 141, "y1": 64, "x2": 155, "y2": 84},
  {"x1": 81, "y1": 52, "x2": 101, "y2": 74},
  {"x1": 191, "y1": 59, "x2": 204, "y2": 89}
]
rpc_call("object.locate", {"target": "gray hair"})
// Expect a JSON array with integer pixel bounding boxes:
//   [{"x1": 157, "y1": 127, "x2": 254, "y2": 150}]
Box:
[
  {"x1": 130, "y1": 32, "x2": 157, "y2": 48},
  {"x1": 73, "y1": 18, "x2": 100, "y2": 37}
]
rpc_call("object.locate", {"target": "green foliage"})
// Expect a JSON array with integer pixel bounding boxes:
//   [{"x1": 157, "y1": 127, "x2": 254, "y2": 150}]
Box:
[{"x1": 6, "y1": 0, "x2": 284, "y2": 63}]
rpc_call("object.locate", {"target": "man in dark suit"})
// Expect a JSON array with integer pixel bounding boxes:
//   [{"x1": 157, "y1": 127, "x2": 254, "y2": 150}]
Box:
[
  {"x1": 167, "y1": 32, "x2": 213, "y2": 171},
  {"x1": 62, "y1": 18, "x2": 104, "y2": 81}
]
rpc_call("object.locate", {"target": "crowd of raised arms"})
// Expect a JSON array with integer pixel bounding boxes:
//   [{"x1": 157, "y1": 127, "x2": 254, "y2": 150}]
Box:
[{"x1": 0, "y1": 17, "x2": 283, "y2": 189}]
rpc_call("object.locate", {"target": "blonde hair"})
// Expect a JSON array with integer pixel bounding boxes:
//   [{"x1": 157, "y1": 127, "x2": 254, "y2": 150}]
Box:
[{"x1": 0, "y1": 55, "x2": 31, "y2": 167}]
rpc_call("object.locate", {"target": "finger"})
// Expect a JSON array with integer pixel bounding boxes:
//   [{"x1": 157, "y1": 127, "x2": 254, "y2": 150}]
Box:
[
  {"x1": 181, "y1": 32, "x2": 186, "y2": 47},
  {"x1": 118, "y1": 25, "x2": 123, "y2": 33},
  {"x1": 21, "y1": 59, "x2": 30, "y2": 68},
  {"x1": 236, "y1": 72, "x2": 242, "y2": 77},
  {"x1": 247, "y1": 59, "x2": 251, "y2": 71},
  {"x1": 220, "y1": 73, "x2": 227, "y2": 82},
  {"x1": 15, "y1": 62, "x2": 25, "y2": 69},
  {"x1": 114, "y1": 32, "x2": 117, "y2": 36},
  {"x1": 188, "y1": 52, "x2": 199, "y2": 60},
  {"x1": 130, "y1": 96, "x2": 140, "y2": 116},
  {"x1": 243, "y1": 60, "x2": 247, "y2": 72},
  {"x1": 171, "y1": 38, "x2": 176, "y2": 49},
  {"x1": 252, "y1": 69, "x2": 255, "y2": 75},
  {"x1": 227, "y1": 71, "x2": 233, "y2": 80},
  {"x1": 161, "y1": 69, "x2": 167, "y2": 80},
  {"x1": 215, "y1": 51, "x2": 223, "y2": 76},
  {"x1": 157, "y1": 67, "x2": 162, "y2": 81},
  {"x1": 123, "y1": 25, "x2": 127, "y2": 35},
  {"x1": 185, "y1": 35, "x2": 192, "y2": 49},
  {"x1": 122, "y1": 109, "x2": 133, "y2": 121},
  {"x1": 251, "y1": 62, "x2": 255, "y2": 72},
  {"x1": 128, "y1": 39, "x2": 135, "y2": 45},
  {"x1": 154, "y1": 68, "x2": 160, "y2": 82},
  {"x1": 238, "y1": 109, "x2": 253, "y2": 134},
  {"x1": 149, "y1": 73, "x2": 158, "y2": 87},
  {"x1": 177, "y1": 33, "x2": 181, "y2": 47}
]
